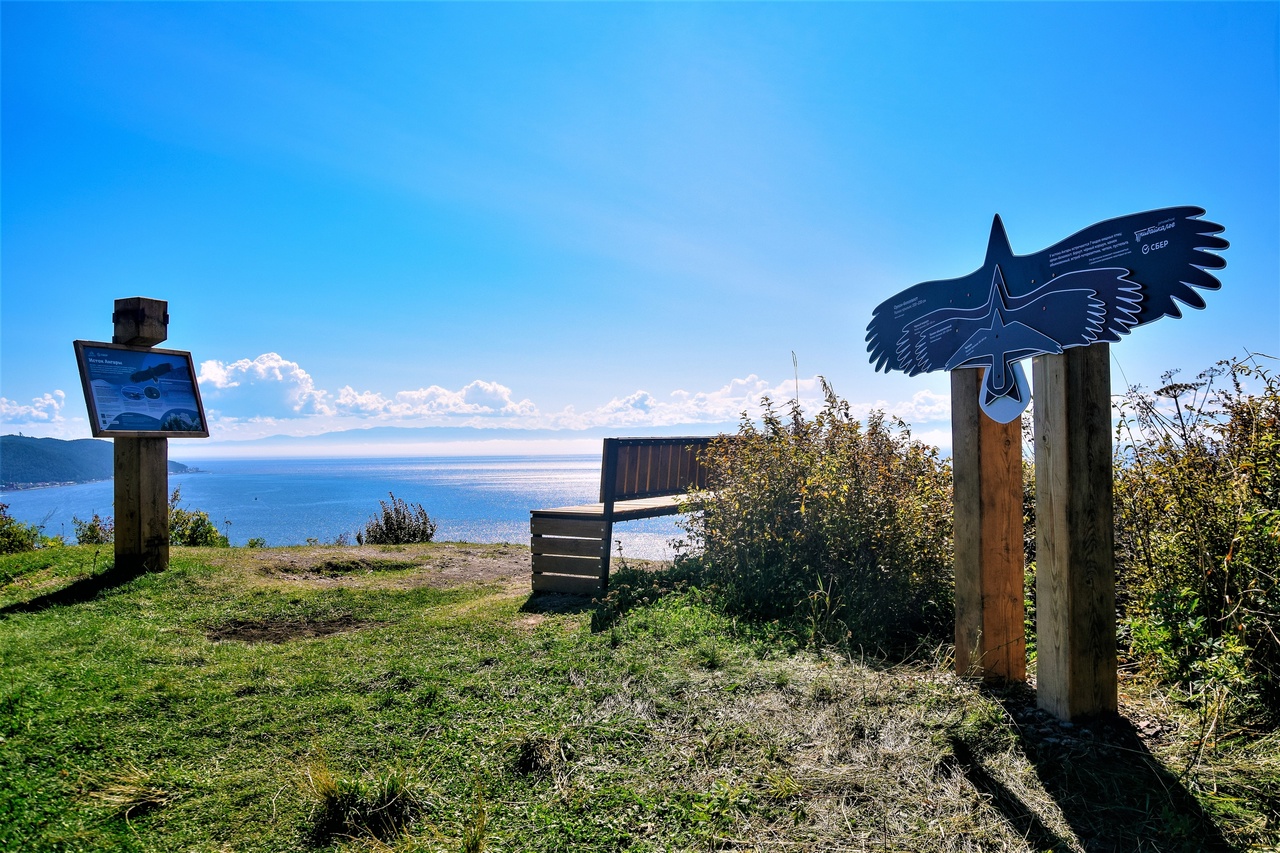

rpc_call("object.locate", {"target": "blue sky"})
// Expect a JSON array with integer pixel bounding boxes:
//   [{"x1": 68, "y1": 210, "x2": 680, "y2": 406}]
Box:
[{"x1": 3, "y1": 2, "x2": 1277, "y2": 457}]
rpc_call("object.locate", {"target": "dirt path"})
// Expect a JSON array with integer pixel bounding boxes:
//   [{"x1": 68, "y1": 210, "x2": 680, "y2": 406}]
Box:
[{"x1": 204, "y1": 541, "x2": 534, "y2": 589}]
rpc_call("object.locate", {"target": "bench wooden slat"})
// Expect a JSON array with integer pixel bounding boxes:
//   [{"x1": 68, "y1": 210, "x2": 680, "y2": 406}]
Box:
[
  {"x1": 611, "y1": 495, "x2": 686, "y2": 520},
  {"x1": 532, "y1": 553, "x2": 604, "y2": 575},
  {"x1": 531, "y1": 536, "x2": 606, "y2": 558},
  {"x1": 623, "y1": 444, "x2": 641, "y2": 498},
  {"x1": 531, "y1": 515, "x2": 607, "y2": 535},
  {"x1": 532, "y1": 573, "x2": 603, "y2": 595}
]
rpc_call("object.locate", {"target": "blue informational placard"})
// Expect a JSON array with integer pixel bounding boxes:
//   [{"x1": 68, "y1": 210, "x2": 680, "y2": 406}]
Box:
[
  {"x1": 866, "y1": 206, "x2": 1228, "y2": 422},
  {"x1": 74, "y1": 340, "x2": 210, "y2": 437}
]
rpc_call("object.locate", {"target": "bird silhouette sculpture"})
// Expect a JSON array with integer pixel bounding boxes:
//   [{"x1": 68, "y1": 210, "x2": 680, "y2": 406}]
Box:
[{"x1": 866, "y1": 206, "x2": 1227, "y2": 422}]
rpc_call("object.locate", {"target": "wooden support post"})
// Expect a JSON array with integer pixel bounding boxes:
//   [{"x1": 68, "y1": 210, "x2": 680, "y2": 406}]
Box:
[
  {"x1": 951, "y1": 369, "x2": 1026, "y2": 682},
  {"x1": 599, "y1": 438, "x2": 619, "y2": 587},
  {"x1": 112, "y1": 297, "x2": 170, "y2": 572},
  {"x1": 1032, "y1": 344, "x2": 1117, "y2": 720},
  {"x1": 114, "y1": 437, "x2": 169, "y2": 572}
]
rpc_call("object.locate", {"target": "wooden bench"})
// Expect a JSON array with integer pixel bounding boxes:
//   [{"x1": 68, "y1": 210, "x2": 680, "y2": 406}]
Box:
[{"x1": 530, "y1": 437, "x2": 714, "y2": 595}]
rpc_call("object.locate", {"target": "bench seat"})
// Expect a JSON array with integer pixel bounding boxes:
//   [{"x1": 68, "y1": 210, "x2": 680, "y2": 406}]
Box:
[{"x1": 532, "y1": 494, "x2": 690, "y2": 522}]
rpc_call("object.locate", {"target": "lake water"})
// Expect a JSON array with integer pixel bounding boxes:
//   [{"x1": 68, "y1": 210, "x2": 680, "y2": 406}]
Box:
[{"x1": 0, "y1": 456, "x2": 691, "y2": 560}]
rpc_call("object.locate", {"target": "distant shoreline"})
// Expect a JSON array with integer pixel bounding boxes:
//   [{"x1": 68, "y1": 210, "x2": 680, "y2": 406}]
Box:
[{"x1": 2, "y1": 467, "x2": 203, "y2": 493}]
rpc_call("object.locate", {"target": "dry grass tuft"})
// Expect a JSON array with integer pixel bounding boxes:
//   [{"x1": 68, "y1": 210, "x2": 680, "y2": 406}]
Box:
[
  {"x1": 90, "y1": 764, "x2": 179, "y2": 820},
  {"x1": 302, "y1": 758, "x2": 431, "y2": 845}
]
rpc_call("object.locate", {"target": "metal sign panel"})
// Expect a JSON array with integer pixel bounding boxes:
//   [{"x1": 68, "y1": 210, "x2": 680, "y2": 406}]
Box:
[
  {"x1": 74, "y1": 340, "x2": 210, "y2": 437},
  {"x1": 866, "y1": 206, "x2": 1228, "y2": 422}
]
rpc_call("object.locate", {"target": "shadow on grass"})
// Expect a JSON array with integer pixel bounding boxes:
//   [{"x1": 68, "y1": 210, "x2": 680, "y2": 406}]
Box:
[
  {"x1": 519, "y1": 592, "x2": 596, "y2": 616},
  {"x1": 0, "y1": 560, "x2": 152, "y2": 618},
  {"x1": 974, "y1": 683, "x2": 1235, "y2": 853},
  {"x1": 945, "y1": 734, "x2": 1075, "y2": 851}
]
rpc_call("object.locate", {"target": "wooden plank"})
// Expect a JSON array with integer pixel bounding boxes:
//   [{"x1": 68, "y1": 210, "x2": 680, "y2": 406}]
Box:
[
  {"x1": 655, "y1": 440, "x2": 675, "y2": 489},
  {"x1": 533, "y1": 504, "x2": 606, "y2": 517},
  {"x1": 532, "y1": 553, "x2": 603, "y2": 575},
  {"x1": 611, "y1": 495, "x2": 684, "y2": 521},
  {"x1": 979, "y1": 395, "x2": 1026, "y2": 682},
  {"x1": 531, "y1": 515, "x2": 607, "y2": 536},
  {"x1": 531, "y1": 536, "x2": 606, "y2": 558},
  {"x1": 533, "y1": 494, "x2": 694, "y2": 524},
  {"x1": 952, "y1": 369, "x2": 983, "y2": 678},
  {"x1": 639, "y1": 443, "x2": 651, "y2": 493},
  {"x1": 532, "y1": 573, "x2": 603, "y2": 595},
  {"x1": 616, "y1": 443, "x2": 635, "y2": 500},
  {"x1": 599, "y1": 438, "x2": 618, "y2": 505},
  {"x1": 951, "y1": 369, "x2": 1026, "y2": 683},
  {"x1": 114, "y1": 436, "x2": 169, "y2": 572},
  {"x1": 1033, "y1": 345, "x2": 1117, "y2": 720}
]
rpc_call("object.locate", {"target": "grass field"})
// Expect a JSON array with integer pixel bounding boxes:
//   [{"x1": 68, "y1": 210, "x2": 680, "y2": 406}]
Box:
[{"x1": 2, "y1": 544, "x2": 1277, "y2": 852}]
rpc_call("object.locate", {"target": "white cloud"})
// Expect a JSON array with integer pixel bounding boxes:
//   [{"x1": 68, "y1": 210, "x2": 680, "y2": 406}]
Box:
[
  {"x1": 326, "y1": 379, "x2": 538, "y2": 419},
  {"x1": 0, "y1": 390, "x2": 66, "y2": 424},
  {"x1": 853, "y1": 388, "x2": 952, "y2": 424},
  {"x1": 186, "y1": 352, "x2": 954, "y2": 445},
  {"x1": 199, "y1": 353, "x2": 332, "y2": 416},
  {"x1": 551, "y1": 374, "x2": 833, "y2": 429}
]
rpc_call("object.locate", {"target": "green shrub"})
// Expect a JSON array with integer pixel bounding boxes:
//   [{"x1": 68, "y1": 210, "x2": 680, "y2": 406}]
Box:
[
  {"x1": 356, "y1": 493, "x2": 437, "y2": 545},
  {"x1": 73, "y1": 513, "x2": 114, "y2": 545},
  {"x1": 168, "y1": 488, "x2": 230, "y2": 547},
  {"x1": 1114, "y1": 355, "x2": 1280, "y2": 716},
  {"x1": 246, "y1": 537, "x2": 267, "y2": 549},
  {"x1": 682, "y1": 380, "x2": 954, "y2": 652},
  {"x1": 0, "y1": 503, "x2": 40, "y2": 554}
]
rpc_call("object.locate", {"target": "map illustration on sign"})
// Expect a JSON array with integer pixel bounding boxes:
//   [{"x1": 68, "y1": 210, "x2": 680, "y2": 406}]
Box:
[
  {"x1": 74, "y1": 340, "x2": 209, "y2": 437},
  {"x1": 865, "y1": 206, "x2": 1228, "y2": 422}
]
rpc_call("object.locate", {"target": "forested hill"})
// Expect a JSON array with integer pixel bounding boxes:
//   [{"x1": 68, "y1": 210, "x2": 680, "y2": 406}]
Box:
[{"x1": 1, "y1": 435, "x2": 191, "y2": 489}]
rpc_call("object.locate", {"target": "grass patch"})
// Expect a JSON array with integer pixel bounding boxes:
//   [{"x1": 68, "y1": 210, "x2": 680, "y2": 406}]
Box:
[{"x1": 1, "y1": 545, "x2": 1276, "y2": 851}]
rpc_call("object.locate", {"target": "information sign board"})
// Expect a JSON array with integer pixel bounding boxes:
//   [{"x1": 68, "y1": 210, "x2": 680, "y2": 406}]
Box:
[{"x1": 74, "y1": 340, "x2": 209, "y2": 437}]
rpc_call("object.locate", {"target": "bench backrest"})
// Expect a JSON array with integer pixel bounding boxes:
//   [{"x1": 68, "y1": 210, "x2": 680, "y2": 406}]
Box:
[{"x1": 600, "y1": 437, "x2": 714, "y2": 505}]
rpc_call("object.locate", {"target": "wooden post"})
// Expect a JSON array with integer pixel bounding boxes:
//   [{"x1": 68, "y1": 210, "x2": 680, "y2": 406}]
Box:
[
  {"x1": 599, "y1": 438, "x2": 619, "y2": 586},
  {"x1": 112, "y1": 297, "x2": 170, "y2": 572},
  {"x1": 114, "y1": 435, "x2": 169, "y2": 571},
  {"x1": 951, "y1": 369, "x2": 1026, "y2": 682},
  {"x1": 1032, "y1": 344, "x2": 1117, "y2": 719}
]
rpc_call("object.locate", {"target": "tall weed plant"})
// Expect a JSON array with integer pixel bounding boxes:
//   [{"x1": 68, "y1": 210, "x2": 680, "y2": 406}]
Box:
[
  {"x1": 1115, "y1": 354, "x2": 1280, "y2": 717},
  {"x1": 356, "y1": 492, "x2": 437, "y2": 545},
  {"x1": 683, "y1": 380, "x2": 954, "y2": 652}
]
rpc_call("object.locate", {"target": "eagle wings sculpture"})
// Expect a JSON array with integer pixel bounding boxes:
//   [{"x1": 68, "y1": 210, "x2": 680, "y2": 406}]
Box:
[{"x1": 865, "y1": 206, "x2": 1228, "y2": 422}]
